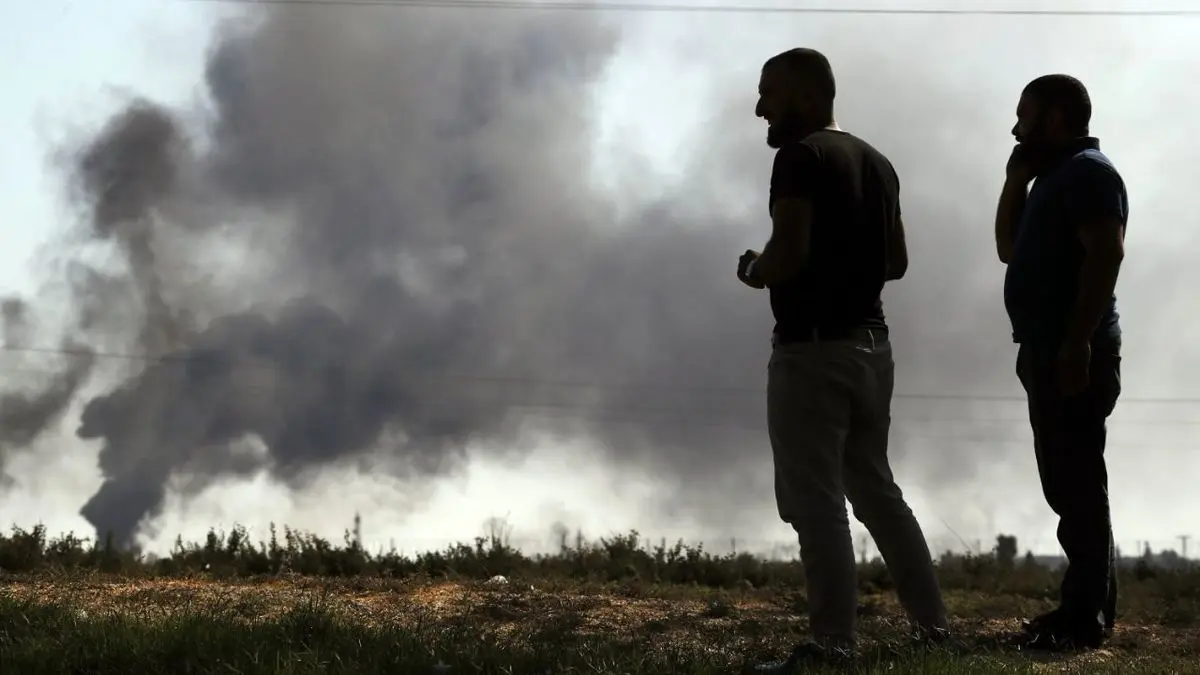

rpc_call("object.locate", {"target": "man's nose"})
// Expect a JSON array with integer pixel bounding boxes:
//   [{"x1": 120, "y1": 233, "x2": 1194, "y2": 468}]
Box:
[{"x1": 755, "y1": 99, "x2": 766, "y2": 118}]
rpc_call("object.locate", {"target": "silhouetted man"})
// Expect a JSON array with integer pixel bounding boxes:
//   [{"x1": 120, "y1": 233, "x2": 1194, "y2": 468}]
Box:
[
  {"x1": 738, "y1": 47, "x2": 947, "y2": 669},
  {"x1": 996, "y1": 74, "x2": 1127, "y2": 651}
]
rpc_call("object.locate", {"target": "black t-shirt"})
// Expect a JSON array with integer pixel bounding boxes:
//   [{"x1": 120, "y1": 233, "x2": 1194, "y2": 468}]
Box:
[{"x1": 767, "y1": 129, "x2": 896, "y2": 339}]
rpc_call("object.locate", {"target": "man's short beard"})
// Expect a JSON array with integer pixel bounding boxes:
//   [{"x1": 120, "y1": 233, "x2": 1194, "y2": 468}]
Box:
[
  {"x1": 766, "y1": 112, "x2": 807, "y2": 149},
  {"x1": 1017, "y1": 116, "x2": 1067, "y2": 164},
  {"x1": 1018, "y1": 131, "x2": 1059, "y2": 171}
]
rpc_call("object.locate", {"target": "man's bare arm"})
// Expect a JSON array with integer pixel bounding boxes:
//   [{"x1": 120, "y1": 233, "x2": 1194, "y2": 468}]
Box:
[
  {"x1": 747, "y1": 197, "x2": 812, "y2": 288},
  {"x1": 1063, "y1": 216, "x2": 1125, "y2": 345},
  {"x1": 995, "y1": 180, "x2": 1027, "y2": 264},
  {"x1": 886, "y1": 215, "x2": 908, "y2": 281}
]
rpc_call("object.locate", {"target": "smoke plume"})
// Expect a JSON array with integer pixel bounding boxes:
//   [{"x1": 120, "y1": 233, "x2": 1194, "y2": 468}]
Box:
[
  {"x1": 3, "y1": 4, "x2": 1190, "y2": 548},
  {"x1": 0, "y1": 299, "x2": 95, "y2": 469},
  {"x1": 18, "y1": 7, "x2": 774, "y2": 545}
]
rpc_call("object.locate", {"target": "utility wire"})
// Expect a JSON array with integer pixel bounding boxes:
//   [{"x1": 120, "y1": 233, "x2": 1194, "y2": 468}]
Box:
[
  {"x1": 2, "y1": 355, "x2": 1197, "y2": 444},
  {"x1": 5, "y1": 341, "x2": 1200, "y2": 405},
  {"x1": 175, "y1": 0, "x2": 1200, "y2": 17},
  {"x1": 7, "y1": 357, "x2": 1200, "y2": 427},
  {"x1": 8, "y1": 356, "x2": 1200, "y2": 425}
]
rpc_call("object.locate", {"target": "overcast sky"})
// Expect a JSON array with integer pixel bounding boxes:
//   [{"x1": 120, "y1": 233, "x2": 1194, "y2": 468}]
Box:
[{"x1": 2, "y1": 0, "x2": 1199, "y2": 560}]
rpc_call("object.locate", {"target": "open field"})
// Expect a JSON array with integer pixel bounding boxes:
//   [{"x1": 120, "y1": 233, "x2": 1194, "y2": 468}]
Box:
[{"x1": 2, "y1": 525, "x2": 1200, "y2": 674}]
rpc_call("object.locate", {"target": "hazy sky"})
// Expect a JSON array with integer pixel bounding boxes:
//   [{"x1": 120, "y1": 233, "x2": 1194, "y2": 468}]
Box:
[{"x1": 3, "y1": 0, "x2": 1200, "y2": 560}]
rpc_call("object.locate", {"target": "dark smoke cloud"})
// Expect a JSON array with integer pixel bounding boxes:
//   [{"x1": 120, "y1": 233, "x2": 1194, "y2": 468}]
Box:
[
  {"x1": 0, "y1": 297, "x2": 96, "y2": 480},
  {"x1": 73, "y1": 102, "x2": 191, "y2": 355},
  {"x1": 12, "y1": 7, "x2": 776, "y2": 546},
  {"x1": 0, "y1": 345, "x2": 94, "y2": 448},
  {"x1": 2, "y1": 298, "x2": 29, "y2": 348},
  {"x1": 5, "y1": 7, "x2": 1114, "y2": 547}
]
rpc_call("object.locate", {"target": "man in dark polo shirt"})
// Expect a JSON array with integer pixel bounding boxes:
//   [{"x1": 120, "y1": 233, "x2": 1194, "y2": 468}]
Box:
[
  {"x1": 996, "y1": 74, "x2": 1128, "y2": 651},
  {"x1": 737, "y1": 48, "x2": 947, "y2": 667}
]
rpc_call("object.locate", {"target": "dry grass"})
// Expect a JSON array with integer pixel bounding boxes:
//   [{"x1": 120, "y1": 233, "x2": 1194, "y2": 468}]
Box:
[
  {"x1": 4, "y1": 572, "x2": 1200, "y2": 673},
  {"x1": 3, "y1": 524, "x2": 1200, "y2": 673}
]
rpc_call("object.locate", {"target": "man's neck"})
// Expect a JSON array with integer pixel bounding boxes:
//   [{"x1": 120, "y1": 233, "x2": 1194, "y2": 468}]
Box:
[
  {"x1": 771, "y1": 118, "x2": 843, "y2": 147},
  {"x1": 807, "y1": 120, "x2": 840, "y2": 134},
  {"x1": 1039, "y1": 135, "x2": 1099, "y2": 174},
  {"x1": 796, "y1": 120, "x2": 841, "y2": 139}
]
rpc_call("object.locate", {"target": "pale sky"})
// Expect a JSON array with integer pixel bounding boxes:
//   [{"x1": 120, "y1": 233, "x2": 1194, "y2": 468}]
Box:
[
  {"x1": 1, "y1": 1, "x2": 214, "y2": 290},
  {"x1": 3, "y1": 0, "x2": 1200, "y2": 560}
]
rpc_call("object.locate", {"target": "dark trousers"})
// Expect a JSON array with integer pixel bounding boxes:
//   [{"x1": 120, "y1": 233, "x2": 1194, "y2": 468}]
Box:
[
  {"x1": 1016, "y1": 338, "x2": 1121, "y2": 635},
  {"x1": 767, "y1": 330, "x2": 947, "y2": 644}
]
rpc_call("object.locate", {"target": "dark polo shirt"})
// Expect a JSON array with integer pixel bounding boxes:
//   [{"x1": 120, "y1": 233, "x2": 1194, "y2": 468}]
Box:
[
  {"x1": 1003, "y1": 137, "x2": 1128, "y2": 346},
  {"x1": 767, "y1": 129, "x2": 897, "y2": 340}
]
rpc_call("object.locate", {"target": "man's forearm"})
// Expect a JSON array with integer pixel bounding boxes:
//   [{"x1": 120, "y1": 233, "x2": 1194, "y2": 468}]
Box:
[
  {"x1": 1064, "y1": 255, "x2": 1122, "y2": 344},
  {"x1": 751, "y1": 237, "x2": 802, "y2": 287},
  {"x1": 884, "y1": 239, "x2": 907, "y2": 281},
  {"x1": 995, "y1": 181, "x2": 1027, "y2": 263}
]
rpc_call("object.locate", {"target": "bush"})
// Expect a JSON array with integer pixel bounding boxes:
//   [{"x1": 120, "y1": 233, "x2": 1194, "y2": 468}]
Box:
[{"x1": 1, "y1": 521, "x2": 1197, "y2": 606}]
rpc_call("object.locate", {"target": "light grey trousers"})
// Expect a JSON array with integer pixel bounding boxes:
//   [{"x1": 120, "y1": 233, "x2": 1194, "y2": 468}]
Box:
[{"x1": 767, "y1": 329, "x2": 948, "y2": 644}]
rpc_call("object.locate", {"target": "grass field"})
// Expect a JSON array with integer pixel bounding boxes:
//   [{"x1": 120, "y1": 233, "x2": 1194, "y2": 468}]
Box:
[{"x1": 2, "y1": 524, "x2": 1199, "y2": 674}]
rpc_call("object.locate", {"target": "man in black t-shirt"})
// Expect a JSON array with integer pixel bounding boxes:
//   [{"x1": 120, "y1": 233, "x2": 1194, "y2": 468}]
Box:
[{"x1": 738, "y1": 48, "x2": 947, "y2": 666}]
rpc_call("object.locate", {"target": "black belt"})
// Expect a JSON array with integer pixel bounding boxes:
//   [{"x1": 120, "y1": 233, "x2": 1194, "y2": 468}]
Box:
[{"x1": 772, "y1": 326, "x2": 888, "y2": 346}]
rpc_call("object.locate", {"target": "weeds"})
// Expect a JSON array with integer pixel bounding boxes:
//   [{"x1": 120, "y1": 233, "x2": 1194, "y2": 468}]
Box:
[{"x1": 1, "y1": 522, "x2": 1199, "y2": 674}]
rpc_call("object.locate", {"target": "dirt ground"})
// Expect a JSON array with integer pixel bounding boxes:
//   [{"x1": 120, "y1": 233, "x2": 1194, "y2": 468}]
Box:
[{"x1": 4, "y1": 574, "x2": 1199, "y2": 672}]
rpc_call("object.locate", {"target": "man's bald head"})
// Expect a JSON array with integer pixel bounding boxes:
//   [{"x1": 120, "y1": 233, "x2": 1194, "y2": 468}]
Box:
[
  {"x1": 763, "y1": 48, "x2": 836, "y2": 104},
  {"x1": 756, "y1": 48, "x2": 837, "y2": 148}
]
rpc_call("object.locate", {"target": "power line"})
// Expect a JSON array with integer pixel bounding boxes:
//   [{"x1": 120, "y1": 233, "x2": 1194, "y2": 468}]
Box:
[
  {"x1": 0, "y1": 343, "x2": 1078, "y2": 403},
  {"x1": 11, "y1": 354, "x2": 1200, "y2": 424},
  {"x1": 6, "y1": 341, "x2": 1200, "y2": 405},
  {"x1": 7, "y1": 358, "x2": 1200, "y2": 426},
  {"x1": 6, "y1": 346, "x2": 1200, "y2": 444},
  {"x1": 175, "y1": 0, "x2": 1200, "y2": 17}
]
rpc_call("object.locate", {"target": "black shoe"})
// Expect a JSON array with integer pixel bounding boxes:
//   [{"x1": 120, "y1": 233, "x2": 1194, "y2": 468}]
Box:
[
  {"x1": 1023, "y1": 606, "x2": 1113, "y2": 639},
  {"x1": 750, "y1": 642, "x2": 854, "y2": 673},
  {"x1": 1021, "y1": 607, "x2": 1064, "y2": 635},
  {"x1": 1017, "y1": 623, "x2": 1105, "y2": 652},
  {"x1": 914, "y1": 626, "x2": 952, "y2": 646}
]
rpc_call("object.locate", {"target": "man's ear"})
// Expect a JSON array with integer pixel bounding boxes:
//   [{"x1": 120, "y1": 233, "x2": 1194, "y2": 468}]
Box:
[{"x1": 1047, "y1": 108, "x2": 1067, "y2": 134}]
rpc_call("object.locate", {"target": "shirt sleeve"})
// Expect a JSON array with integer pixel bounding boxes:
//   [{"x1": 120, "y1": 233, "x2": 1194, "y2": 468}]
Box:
[
  {"x1": 769, "y1": 142, "x2": 821, "y2": 214},
  {"x1": 891, "y1": 162, "x2": 902, "y2": 220},
  {"x1": 1062, "y1": 159, "x2": 1127, "y2": 228}
]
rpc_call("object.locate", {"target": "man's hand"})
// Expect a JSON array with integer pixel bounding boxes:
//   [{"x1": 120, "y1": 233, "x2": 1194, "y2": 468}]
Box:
[
  {"x1": 1006, "y1": 144, "x2": 1037, "y2": 186},
  {"x1": 737, "y1": 249, "x2": 764, "y2": 289},
  {"x1": 996, "y1": 144, "x2": 1035, "y2": 264},
  {"x1": 1056, "y1": 340, "x2": 1091, "y2": 396}
]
